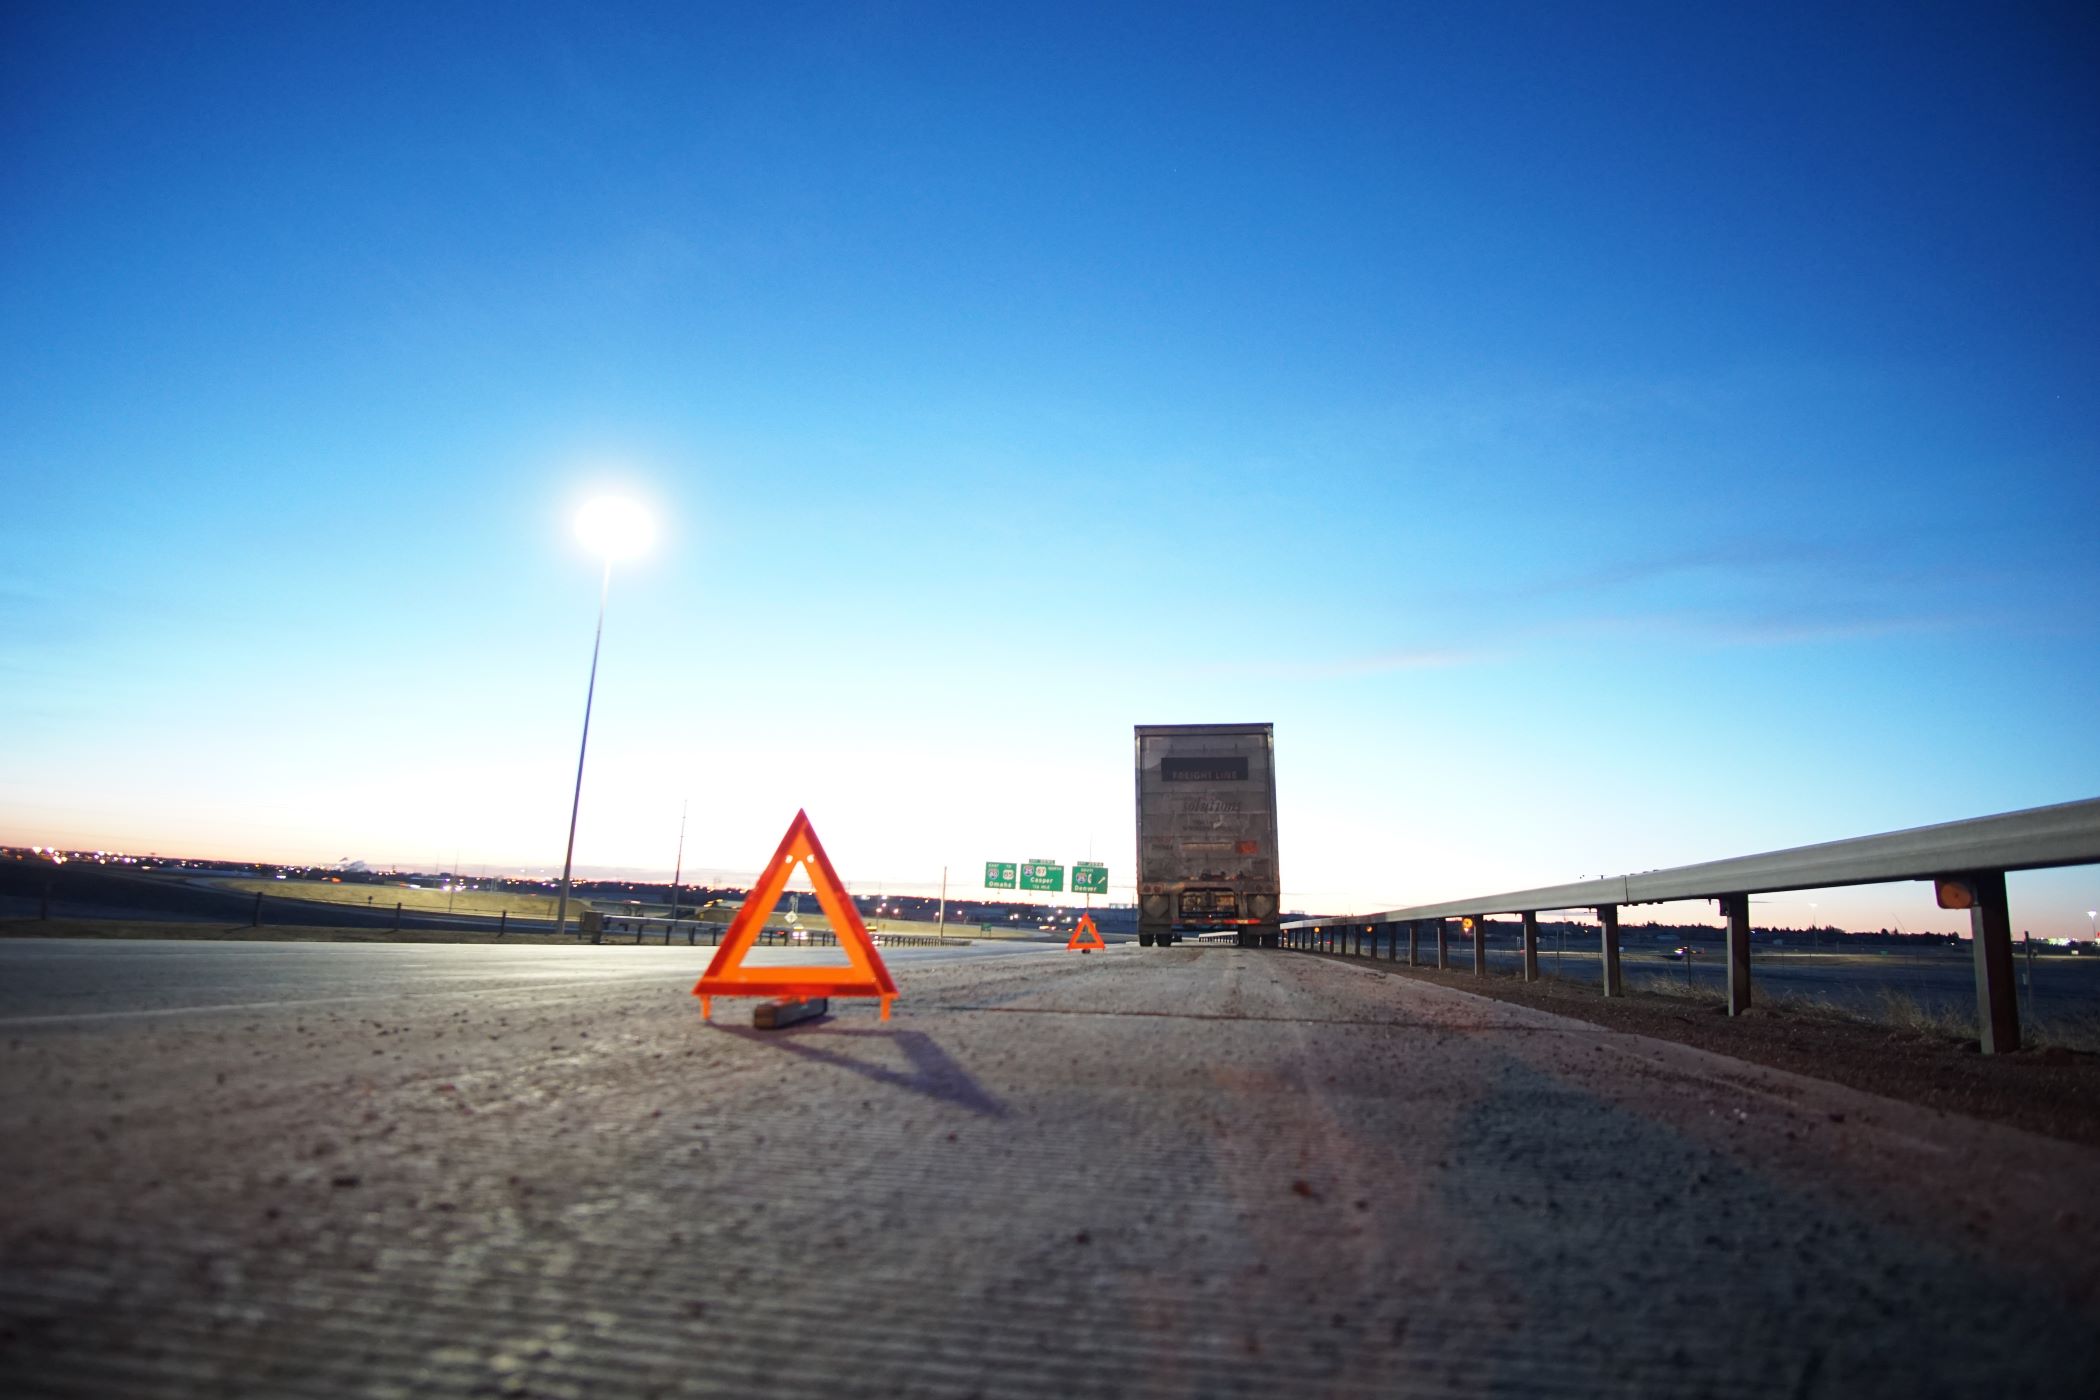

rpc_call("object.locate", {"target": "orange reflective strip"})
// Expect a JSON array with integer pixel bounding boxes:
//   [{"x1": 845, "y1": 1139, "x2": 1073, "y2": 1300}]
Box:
[{"x1": 694, "y1": 810, "x2": 899, "y2": 1017}]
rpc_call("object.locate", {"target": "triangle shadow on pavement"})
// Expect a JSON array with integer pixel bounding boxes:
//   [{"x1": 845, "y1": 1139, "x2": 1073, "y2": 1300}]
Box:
[{"x1": 716, "y1": 1026, "x2": 1007, "y2": 1119}]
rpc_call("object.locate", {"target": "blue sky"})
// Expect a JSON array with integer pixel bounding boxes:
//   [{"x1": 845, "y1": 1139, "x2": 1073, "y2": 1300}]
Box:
[{"x1": 4, "y1": 2, "x2": 2096, "y2": 933}]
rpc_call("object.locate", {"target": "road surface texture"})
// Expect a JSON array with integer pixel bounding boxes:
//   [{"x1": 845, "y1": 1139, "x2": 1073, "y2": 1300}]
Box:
[{"x1": 3, "y1": 940, "x2": 2097, "y2": 1398}]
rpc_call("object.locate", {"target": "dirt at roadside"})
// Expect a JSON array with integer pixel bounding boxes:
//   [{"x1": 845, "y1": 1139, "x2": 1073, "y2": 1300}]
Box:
[{"x1": 1308, "y1": 952, "x2": 2100, "y2": 1149}]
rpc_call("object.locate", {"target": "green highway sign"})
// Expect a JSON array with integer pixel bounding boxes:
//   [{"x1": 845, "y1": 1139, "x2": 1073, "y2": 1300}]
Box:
[
  {"x1": 983, "y1": 861, "x2": 1017, "y2": 889},
  {"x1": 1071, "y1": 862, "x2": 1108, "y2": 894},
  {"x1": 1020, "y1": 861, "x2": 1065, "y2": 893}
]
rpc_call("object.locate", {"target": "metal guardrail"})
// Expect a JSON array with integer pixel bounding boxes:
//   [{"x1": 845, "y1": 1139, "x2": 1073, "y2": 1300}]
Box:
[
  {"x1": 1281, "y1": 797, "x2": 2100, "y2": 1054},
  {"x1": 597, "y1": 915, "x2": 962, "y2": 948}
]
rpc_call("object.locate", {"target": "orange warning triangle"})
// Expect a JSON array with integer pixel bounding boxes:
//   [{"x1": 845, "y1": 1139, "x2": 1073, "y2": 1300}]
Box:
[
  {"x1": 694, "y1": 811, "x2": 898, "y2": 1021},
  {"x1": 1066, "y1": 913, "x2": 1106, "y2": 951}
]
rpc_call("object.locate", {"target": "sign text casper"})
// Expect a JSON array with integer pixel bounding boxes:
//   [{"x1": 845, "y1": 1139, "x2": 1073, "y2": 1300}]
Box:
[{"x1": 1020, "y1": 861, "x2": 1065, "y2": 892}]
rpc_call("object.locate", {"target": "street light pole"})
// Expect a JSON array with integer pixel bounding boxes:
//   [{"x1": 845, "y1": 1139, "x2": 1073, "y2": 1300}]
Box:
[
  {"x1": 669, "y1": 797, "x2": 687, "y2": 922},
  {"x1": 553, "y1": 557, "x2": 612, "y2": 941}
]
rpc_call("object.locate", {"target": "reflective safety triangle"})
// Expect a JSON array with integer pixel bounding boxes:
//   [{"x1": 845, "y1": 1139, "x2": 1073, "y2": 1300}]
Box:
[
  {"x1": 694, "y1": 811, "x2": 898, "y2": 1021},
  {"x1": 1066, "y1": 913, "x2": 1106, "y2": 951}
]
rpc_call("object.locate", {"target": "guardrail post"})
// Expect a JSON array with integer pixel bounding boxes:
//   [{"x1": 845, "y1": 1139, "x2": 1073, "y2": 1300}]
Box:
[
  {"x1": 393, "y1": 902, "x2": 403, "y2": 933},
  {"x1": 1436, "y1": 918, "x2": 1449, "y2": 969},
  {"x1": 1722, "y1": 894, "x2": 1752, "y2": 1015},
  {"x1": 1472, "y1": 917, "x2": 1488, "y2": 976},
  {"x1": 1599, "y1": 904, "x2": 1622, "y2": 996},
  {"x1": 252, "y1": 890, "x2": 264, "y2": 927},
  {"x1": 1961, "y1": 871, "x2": 2020, "y2": 1054},
  {"x1": 1408, "y1": 920, "x2": 1420, "y2": 965},
  {"x1": 498, "y1": 910, "x2": 507, "y2": 937},
  {"x1": 1520, "y1": 911, "x2": 1539, "y2": 982}
]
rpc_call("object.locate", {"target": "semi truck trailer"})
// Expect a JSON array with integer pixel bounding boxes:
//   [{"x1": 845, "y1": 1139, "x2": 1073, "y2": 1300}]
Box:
[{"x1": 1134, "y1": 722, "x2": 1282, "y2": 948}]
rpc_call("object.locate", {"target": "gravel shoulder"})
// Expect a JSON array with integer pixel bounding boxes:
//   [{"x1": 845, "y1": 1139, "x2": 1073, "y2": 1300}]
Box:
[{"x1": 1295, "y1": 949, "x2": 2100, "y2": 1147}]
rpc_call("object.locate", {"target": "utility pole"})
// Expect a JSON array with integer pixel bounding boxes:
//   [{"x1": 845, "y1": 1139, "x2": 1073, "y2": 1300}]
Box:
[
  {"x1": 2022, "y1": 929, "x2": 2035, "y2": 1023},
  {"x1": 937, "y1": 866, "x2": 948, "y2": 942}
]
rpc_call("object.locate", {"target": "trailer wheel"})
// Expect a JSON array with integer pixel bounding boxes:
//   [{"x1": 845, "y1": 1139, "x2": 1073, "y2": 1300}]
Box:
[{"x1": 1138, "y1": 932, "x2": 1154, "y2": 947}]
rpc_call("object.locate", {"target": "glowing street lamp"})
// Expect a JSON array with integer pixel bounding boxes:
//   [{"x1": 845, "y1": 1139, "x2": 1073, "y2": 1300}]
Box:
[{"x1": 553, "y1": 496, "x2": 654, "y2": 940}]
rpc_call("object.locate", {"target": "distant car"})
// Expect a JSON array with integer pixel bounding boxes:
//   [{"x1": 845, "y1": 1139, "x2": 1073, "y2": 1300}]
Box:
[{"x1": 1668, "y1": 946, "x2": 1696, "y2": 961}]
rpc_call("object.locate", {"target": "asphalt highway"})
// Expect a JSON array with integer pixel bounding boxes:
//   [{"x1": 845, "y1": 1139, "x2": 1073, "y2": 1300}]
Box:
[
  {"x1": 0, "y1": 938, "x2": 1061, "y2": 1025},
  {"x1": 2, "y1": 940, "x2": 2095, "y2": 1397}
]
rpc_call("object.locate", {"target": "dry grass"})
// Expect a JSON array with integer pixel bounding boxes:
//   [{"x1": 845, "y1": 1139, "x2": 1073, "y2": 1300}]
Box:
[
  {"x1": 212, "y1": 878, "x2": 561, "y2": 919},
  {"x1": 1626, "y1": 968, "x2": 2100, "y2": 1054},
  {"x1": 2017, "y1": 1008, "x2": 2100, "y2": 1054},
  {"x1": 0, "y1": 918, "x2": 583, "y2": 945},
  {"x1": 1627, "y1": 971, "x2": 1715, "y2": 1003},
  {"x1": 209, "y1": 881, "x2": 1079, "y2": 943}
]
